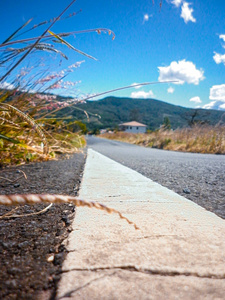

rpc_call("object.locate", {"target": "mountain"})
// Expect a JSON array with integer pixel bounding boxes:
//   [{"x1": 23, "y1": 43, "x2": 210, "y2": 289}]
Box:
[
  {"x1": 1, "y1": 87, "x2": 224, "y2": 130},
  {"x1": 61, "y1": 96, "x2": 225, "y2": 130}
]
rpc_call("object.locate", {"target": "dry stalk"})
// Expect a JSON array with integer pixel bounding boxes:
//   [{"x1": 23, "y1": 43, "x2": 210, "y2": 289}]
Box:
[
  {"x1": 0, "y1": 177, "x2": 14, "y2": 183},
  {"x1": 0, "y1": 194, "x2": 139, "y2": 230},
  {"x1": 0, "y1": 206, "x2": 20, "y2": 218},
  {"x1": 0, "y1": 0, "x2": 78, "y2": 82},
  {"x1": 0, "y1": 170, "x2": 27, "y2": 184},
  {"x1": 0, "y1": 203, "x2": 52, "y2": 219},
  {"x1": 0, "y1": 117, "x2": 21, "y2": 128},
  {"x1": 1, "y1": 103, "x2": 49, "y2": 154}
]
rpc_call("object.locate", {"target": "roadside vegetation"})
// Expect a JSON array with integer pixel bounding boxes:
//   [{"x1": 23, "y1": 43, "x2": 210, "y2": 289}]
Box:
[
  {"x1": 0, "y1": 0, "x2": 165, "y2": 167},
  {"x1": 0, "y1": 0, "x2": 115, "y2": 167},
  {"x1": 0, "y1": 84, "x2": 88, "y2": 166},
  {"x1": 0, "y1": 0, "x2": 150, "y2": 228},
  {"x1": 101, "y1": 125, "x2": 225, "y2": 154}
]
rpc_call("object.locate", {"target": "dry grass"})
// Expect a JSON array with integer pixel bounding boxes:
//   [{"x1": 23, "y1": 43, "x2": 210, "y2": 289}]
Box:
[
  {"x1": 0, "y1": 0, "x2": 166, "y2": 233},
  {"x1": 101, "y1": 125, "x2": 225, "y2": 154},
  {"x1": 0, "y1": 0, "x2": 173, "y2": 167},
  {"x1": 0, "y1": 91, "x2": 86, "y2": 166},
  {"x1": 0, "y1": 0, "x2": 110, "y2": 166}
]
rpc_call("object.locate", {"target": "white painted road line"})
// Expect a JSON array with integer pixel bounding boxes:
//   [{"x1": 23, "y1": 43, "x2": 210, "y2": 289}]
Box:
[{"x1": 57, "y1": 149, "x2": 225, "y2": 300}]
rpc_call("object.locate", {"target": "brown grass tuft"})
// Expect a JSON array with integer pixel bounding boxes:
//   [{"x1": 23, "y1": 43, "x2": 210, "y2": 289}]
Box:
[{"x1": 101, "y1": 125, "x2": 225, "y2": 154}]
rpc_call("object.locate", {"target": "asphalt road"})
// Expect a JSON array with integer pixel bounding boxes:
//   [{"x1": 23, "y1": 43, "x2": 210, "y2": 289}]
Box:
[{"x1": 87, "y1": 136, "x2": 225, "y2": 219}]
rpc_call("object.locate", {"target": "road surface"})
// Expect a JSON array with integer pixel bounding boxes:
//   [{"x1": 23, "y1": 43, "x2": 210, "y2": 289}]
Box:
[
  {"x1": 57, "y1": 147, "x2": 225, "y2": 299},
  {"x1": 87, "y1": 136, "x2": 225, "y2": 219}
]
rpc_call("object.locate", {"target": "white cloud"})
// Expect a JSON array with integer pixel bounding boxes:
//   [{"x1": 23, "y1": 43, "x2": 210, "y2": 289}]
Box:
[
  {"x1": 181, "y1": 2, "x2": 196, "y2": 23},
  {"x1": 202, "y1": 101, "x2": 217, "y2": 110},
  {"x1": 219, "y1": 103, "x2": 225, "y2": 110},
  {"x1": 213, "y1": 52, "x2": 225, "y2": 65},
  {"x1": 213, "y1": 35, "x2": 225, "y2": 63},
  {"x1": 219, "y1": 34, "x2": 225, "y2": 42},
  {"x1": 190, "y1": 96, "x2": 202, "y2": 104},
  {"x1": 143, "y1": 13, "x2": 152, "y2": 24},
  {"x1": 0, "y1": 82, "x2": 15, "y2": 90},
  {"x1": 170, "y1": 0, "x2": 182, "y2": 7},
  {"x1": 167, "y1": 87, "x2": 175, "y2": 93},
  {"x1": 202, "y1": 101, "x2": 225, "y2": 111},
  {"x1": 202, "y1": 84, "x2": 225, "y2": 111},
  {"x1": 131, "y1": 83, "x2": 142, "y2": 89},
  {"x1": 131, "y1": 90, "x2": 154, "y2": 99},
  {"x1": 209, "y1": 84, "x2": 225, "y2": 101},
  {"x1": 144, "y1": 14, "x2": 149, "y2": 22},
  {"x1": 158, "y1": 59, "x2": 204, "y2": 85}
]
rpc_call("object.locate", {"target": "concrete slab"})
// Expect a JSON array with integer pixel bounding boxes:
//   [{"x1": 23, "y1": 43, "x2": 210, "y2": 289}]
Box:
[{"x1": 57, "y1": 149, "x2": 225, "y2": 300}]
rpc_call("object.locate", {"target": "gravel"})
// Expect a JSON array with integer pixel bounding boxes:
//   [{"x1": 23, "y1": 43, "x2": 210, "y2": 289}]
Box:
[{"x1": 0, "y1": 151, "x2": 86, "y2": 300}]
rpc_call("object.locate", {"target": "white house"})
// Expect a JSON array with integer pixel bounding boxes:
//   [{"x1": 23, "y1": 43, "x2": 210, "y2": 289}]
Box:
[{"x1": 119, "y1": 121, "x2": 147, "y2": 133}]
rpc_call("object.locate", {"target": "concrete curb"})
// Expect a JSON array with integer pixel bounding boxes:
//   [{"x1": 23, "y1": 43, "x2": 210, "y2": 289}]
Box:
[{"x1": 57, "y1": 149, "x2": 225, "y2": 300}]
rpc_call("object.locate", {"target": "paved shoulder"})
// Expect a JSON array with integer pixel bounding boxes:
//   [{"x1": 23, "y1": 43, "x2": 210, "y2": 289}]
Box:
[
  {"x1": 57, "y1": 149, "x2": 225, "y2": 300},
  {"x1": 88, "y1": 136, "x2": 225, "y2": 219}
]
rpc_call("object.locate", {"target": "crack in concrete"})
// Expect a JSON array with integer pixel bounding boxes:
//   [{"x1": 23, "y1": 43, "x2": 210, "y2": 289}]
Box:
[
  {"x1": 57, "y1": 271, "x2": 117, "y2": 299},
  {"x1": 61, "y1": 265, "x2": 225, "y2": 280},
  {"x1": 135, "y1": 234, "x2": 185, "y2": 240},
  {"x1": 65, "y1": 235, "x2": 184, "y2": 253}
]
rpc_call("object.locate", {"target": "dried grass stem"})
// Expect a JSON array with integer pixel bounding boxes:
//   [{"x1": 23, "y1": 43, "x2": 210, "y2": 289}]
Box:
[{"x1": 0, "y1": 194, "x2": 139, "y2": 230}]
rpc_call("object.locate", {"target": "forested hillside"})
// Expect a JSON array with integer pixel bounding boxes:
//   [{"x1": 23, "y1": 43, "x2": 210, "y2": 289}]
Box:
[{"x1": 58, "y1": 96, "x2": 225, "y2": 130}]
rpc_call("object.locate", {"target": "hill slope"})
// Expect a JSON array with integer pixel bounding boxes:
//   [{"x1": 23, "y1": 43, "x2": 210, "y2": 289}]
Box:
[{"x1": 59, "y1": 96, "x2": 225, "y2": 130}]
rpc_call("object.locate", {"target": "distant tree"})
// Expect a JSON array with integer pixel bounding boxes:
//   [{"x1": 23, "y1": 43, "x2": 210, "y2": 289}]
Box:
[
  {"x1": 184, "y1": 109, "x2": 210, "y2": 127},
  {"x1": 189, "y1": 109, "x2": 199, "y2": 126},
  {"x1": 163, "y1": 116, "x2": 171, "y2": 130},
  {"x1": 92, "y1": 128, "x2": 100, "y2": 135}
]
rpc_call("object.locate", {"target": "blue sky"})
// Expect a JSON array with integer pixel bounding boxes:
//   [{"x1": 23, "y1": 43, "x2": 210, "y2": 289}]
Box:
[{"x1": 0, "y1": 0, "x2": 225, "y2": 110}]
